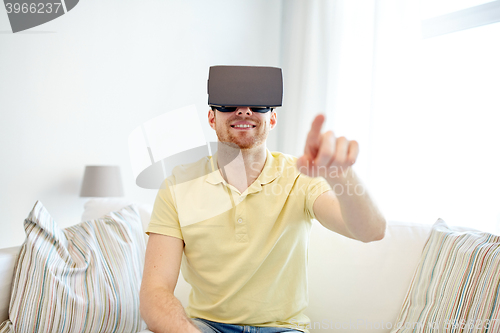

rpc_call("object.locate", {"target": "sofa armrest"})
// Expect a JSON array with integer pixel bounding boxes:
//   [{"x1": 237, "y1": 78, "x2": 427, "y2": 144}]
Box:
[{"x1": 0, "y1": 246, "x2": 22, "y2": 323}]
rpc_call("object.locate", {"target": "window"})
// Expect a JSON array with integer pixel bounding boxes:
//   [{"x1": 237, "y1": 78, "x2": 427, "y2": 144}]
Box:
[
  {"x1": 420, "y1": 0, "x2": 495, "y2": 19},
  {"x1": 421, "y1": 0, "x2": 500, "y2": 38},
  {"x1": 417, "y1": 21, "x2": 500, "y2": 234},
  {"x1": 370, "y1": 1, "x2": 500, "y2": 234}
]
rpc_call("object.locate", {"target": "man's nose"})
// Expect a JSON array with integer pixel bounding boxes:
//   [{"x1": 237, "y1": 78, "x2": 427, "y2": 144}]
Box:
[{"x1": 236, "y1": 107, "x2": 252, "y2": 115}]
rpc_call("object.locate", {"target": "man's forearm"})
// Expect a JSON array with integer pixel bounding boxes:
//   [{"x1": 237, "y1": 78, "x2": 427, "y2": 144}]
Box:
[
  {"x1": 140, "y1": 286, "x2": 200, "y2": 333},
  {"x1": 327, "y1": 167, "x2": 386, "y2": 242}
]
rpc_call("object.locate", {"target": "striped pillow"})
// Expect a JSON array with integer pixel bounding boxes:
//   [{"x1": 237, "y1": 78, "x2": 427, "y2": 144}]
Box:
[
  {"x1": 391, "y1": 219, "x2": 500, "y2": 332},
  {"x1": 0, "y1": 201, "x2": 147, "y2": 333}
]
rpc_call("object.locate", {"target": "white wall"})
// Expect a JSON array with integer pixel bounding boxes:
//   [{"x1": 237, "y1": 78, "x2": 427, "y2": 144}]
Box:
[{"x1": 0, "y1": 0, "x2": 282, "y2": 248}]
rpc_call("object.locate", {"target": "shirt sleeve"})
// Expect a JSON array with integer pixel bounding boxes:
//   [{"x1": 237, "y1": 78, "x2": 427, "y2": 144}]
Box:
[
  {"x1": 146, "y1": 178, "x2": 184, "y2": 240},
  {"x1": 305, "y1": 176, "x2": 332, "y2": 221}
]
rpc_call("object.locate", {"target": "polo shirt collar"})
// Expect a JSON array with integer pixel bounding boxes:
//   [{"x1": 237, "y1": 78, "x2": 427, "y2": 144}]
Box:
[{"x1": 206, "y1": 148, "x2": 280, "y2": 191}]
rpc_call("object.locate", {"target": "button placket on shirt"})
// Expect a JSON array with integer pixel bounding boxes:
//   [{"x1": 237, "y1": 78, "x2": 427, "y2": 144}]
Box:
[{"x1": 235, "y1": 194, "x2": 248, "y2": 242}]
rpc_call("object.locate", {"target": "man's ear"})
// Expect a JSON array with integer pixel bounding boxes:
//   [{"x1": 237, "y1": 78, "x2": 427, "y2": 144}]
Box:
[
  {"x1": 208, "y1": 108, "x2": 216, "y2": 130},
  {"x1": 269, "y1": 110, "x2": 277, "y2": 130}
]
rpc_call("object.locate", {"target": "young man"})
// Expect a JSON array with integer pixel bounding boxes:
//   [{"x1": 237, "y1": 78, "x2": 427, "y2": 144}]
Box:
[{"x1": 140, "y1": 66, "x2": 386, "y2": 333}]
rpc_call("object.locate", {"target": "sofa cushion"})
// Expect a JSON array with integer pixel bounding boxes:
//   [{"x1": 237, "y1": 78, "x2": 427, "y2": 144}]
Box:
[
  {"x1": 0, "y1": 247, "x2": 21, "y2": 324},
  {"x1": 0, "y1": 200, "x2": 147, "y2": 333},
  {"x1": 390, "y1": 218, "x2": 500, "y2": 332},
  {"x1": 305, "y1": 220, "x2": 432, "y2": 332}
]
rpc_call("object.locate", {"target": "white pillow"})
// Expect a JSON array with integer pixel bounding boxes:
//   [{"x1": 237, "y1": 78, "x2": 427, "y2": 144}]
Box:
[
  {"x1": 82, "y1": 198, "x2": 153, "y2": 237},
  {"x1": 0, "y1": 201, "x2": 147, "y2": 333}
]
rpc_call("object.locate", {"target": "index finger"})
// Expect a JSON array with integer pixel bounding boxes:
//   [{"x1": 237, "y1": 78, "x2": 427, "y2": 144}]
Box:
[
  {"x1": 303, "y1": 114, "x2": 326, "y2": 160},
  {"x1": 307, "y1": 114, "x2": 325, "y2": 143}
]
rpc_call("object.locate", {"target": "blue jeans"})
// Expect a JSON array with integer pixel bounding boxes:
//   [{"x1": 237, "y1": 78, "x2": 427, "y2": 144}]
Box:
[{"x1": 191, "y1": 318, "x2": 303, "y2": 333}]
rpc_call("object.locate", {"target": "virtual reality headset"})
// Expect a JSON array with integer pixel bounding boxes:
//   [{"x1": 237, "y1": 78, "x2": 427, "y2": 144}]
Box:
[{"x1": 208, "y1": 65, "x2": 283, "y2": 112}]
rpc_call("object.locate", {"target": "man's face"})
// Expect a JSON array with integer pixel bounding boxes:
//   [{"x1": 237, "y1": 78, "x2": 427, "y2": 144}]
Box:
[{"x1": 208, "y1": 107, "x2": 277, "y2": 149}]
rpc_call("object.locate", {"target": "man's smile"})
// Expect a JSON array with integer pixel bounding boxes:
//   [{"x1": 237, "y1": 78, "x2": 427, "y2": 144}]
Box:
[{"x1": 230, "y1": 121, "x2": 257, "y2": 130}]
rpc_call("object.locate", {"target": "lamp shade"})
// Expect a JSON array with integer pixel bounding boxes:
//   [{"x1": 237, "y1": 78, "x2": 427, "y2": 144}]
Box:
[{"x1": 80, "y1": 166, "x2": 124, "y2": 197}]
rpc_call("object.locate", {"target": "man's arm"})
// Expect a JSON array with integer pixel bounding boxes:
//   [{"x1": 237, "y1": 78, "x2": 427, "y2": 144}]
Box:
[
  {"x1": 312, "y1": 167, "x2": 386, "y2": 242},
  {"x1": 140, "y1": 233, "x2": 201, "y2": 333}
]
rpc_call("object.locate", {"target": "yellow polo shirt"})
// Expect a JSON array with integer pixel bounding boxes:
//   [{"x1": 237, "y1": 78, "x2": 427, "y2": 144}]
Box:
[{"x1": 146, "y1": 148, "x2": 332, "y2": 333}]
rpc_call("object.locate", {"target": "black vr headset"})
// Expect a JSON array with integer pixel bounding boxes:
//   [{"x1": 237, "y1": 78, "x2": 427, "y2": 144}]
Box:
[{"x1": 208, "y1": 65, "x2": 283, "y2": 113}]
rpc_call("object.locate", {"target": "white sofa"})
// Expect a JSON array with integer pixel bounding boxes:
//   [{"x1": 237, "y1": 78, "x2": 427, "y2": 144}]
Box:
[{"x1": 0, "y1": 200, "x2": 434, "y2": 333}]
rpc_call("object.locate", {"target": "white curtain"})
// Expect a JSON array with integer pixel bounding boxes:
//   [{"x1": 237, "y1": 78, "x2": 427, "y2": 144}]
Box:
[{"x1": 278, "y1": 0, "x2": 421, "y2": 186}]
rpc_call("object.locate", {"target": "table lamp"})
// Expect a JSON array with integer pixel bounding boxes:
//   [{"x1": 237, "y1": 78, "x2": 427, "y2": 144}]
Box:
[{"x1": 80, "y1": 165, "x2": 124, "y2": 197}]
